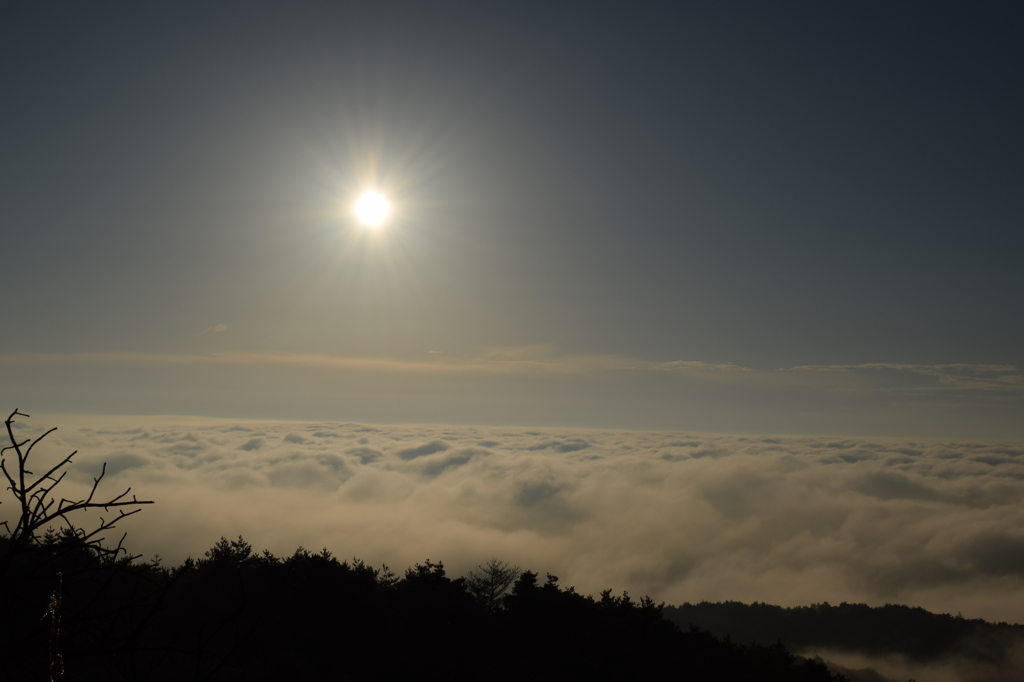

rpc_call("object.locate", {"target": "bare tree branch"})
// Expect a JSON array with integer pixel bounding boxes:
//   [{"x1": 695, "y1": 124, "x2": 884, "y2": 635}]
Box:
[{"x1": 1, "y1": 409, "x2": 153, "y2": 564}]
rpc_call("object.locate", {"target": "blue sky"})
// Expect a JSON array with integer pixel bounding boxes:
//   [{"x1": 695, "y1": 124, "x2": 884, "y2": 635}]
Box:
[{"x1": 1, "y1": 2, "x2": 1022, "y2": 436}]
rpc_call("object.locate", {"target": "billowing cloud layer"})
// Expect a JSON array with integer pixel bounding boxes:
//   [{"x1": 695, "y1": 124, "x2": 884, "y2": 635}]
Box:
[{"x1": 8, "y1": 414, "x2": 1024, "y2": 625}]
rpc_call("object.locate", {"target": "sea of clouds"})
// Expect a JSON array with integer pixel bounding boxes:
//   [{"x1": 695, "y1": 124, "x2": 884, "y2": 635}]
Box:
[{"x1": 8, "y1": 414, "x2": 1024, "y2": 629}]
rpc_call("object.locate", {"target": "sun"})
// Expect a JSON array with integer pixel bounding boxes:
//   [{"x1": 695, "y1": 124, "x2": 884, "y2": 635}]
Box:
[{"x1": 353, "y1": 191, "x2": 391, "y2": 227}]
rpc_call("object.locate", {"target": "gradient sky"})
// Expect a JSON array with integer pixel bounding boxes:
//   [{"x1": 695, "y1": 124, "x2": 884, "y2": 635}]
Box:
[{"x1": 2, "y1": 2, "x2": 1022, "y2": 436}]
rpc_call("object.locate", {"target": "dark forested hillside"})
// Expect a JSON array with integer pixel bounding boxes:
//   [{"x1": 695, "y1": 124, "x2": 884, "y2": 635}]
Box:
[
  {"x1": 664, "y1": 600, "x2": 1024, "y2": 663},
  {"x1": 0, "y1": 535, "x2": 841, "y2": 681}
]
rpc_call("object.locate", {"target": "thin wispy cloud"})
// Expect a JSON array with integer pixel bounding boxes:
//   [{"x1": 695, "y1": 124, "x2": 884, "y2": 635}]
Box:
[
  {"x1": 2, "y1": 348, "x2": 1019, "y2": 391},
  {"x1": 785, "y1": 363, "x2": 1024, "y2": 393},
  {"x1": 2, "y1": 350, "x2": 1020, "y2": 439}
]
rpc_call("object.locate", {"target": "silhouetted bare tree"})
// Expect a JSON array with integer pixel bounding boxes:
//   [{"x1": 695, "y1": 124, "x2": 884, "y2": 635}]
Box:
[{"x1": 0, "y1": 408, "x2": 153, "y2": 564}]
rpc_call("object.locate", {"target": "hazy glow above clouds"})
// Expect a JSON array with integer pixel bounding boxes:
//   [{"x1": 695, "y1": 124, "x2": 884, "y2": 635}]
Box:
[
  {"x1": 1, "y1": 348, "x2": 1021, "y2": 438},
  {"x1": 14, "y1": 414, "x2": 1024, "y2": 623},
  {"x1": 4, "y1": 348, "x2": 1019, "y2": 392}
]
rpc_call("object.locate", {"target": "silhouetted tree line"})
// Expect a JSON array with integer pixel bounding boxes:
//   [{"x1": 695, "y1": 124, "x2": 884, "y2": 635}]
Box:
[
  {"x1": 664, "y1": 600, "x2": 1024, "y2": 663},
  {"x1": 1, "y1": 535, "x2": 848, "y2": 681},
  {"x1": 1, "y1": 411, "x2": 843, "y2": 681}
]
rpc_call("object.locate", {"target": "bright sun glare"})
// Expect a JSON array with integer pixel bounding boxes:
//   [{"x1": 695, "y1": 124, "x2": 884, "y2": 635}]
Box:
[{"x1": 354, "y1": 191, "x2": 391, "y2": 227}]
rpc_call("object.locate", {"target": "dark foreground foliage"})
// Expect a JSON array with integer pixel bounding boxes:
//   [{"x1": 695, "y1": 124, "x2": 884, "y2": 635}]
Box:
[{"x1": 0, "y1": 535, "x2": 840, "y2": 682}]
